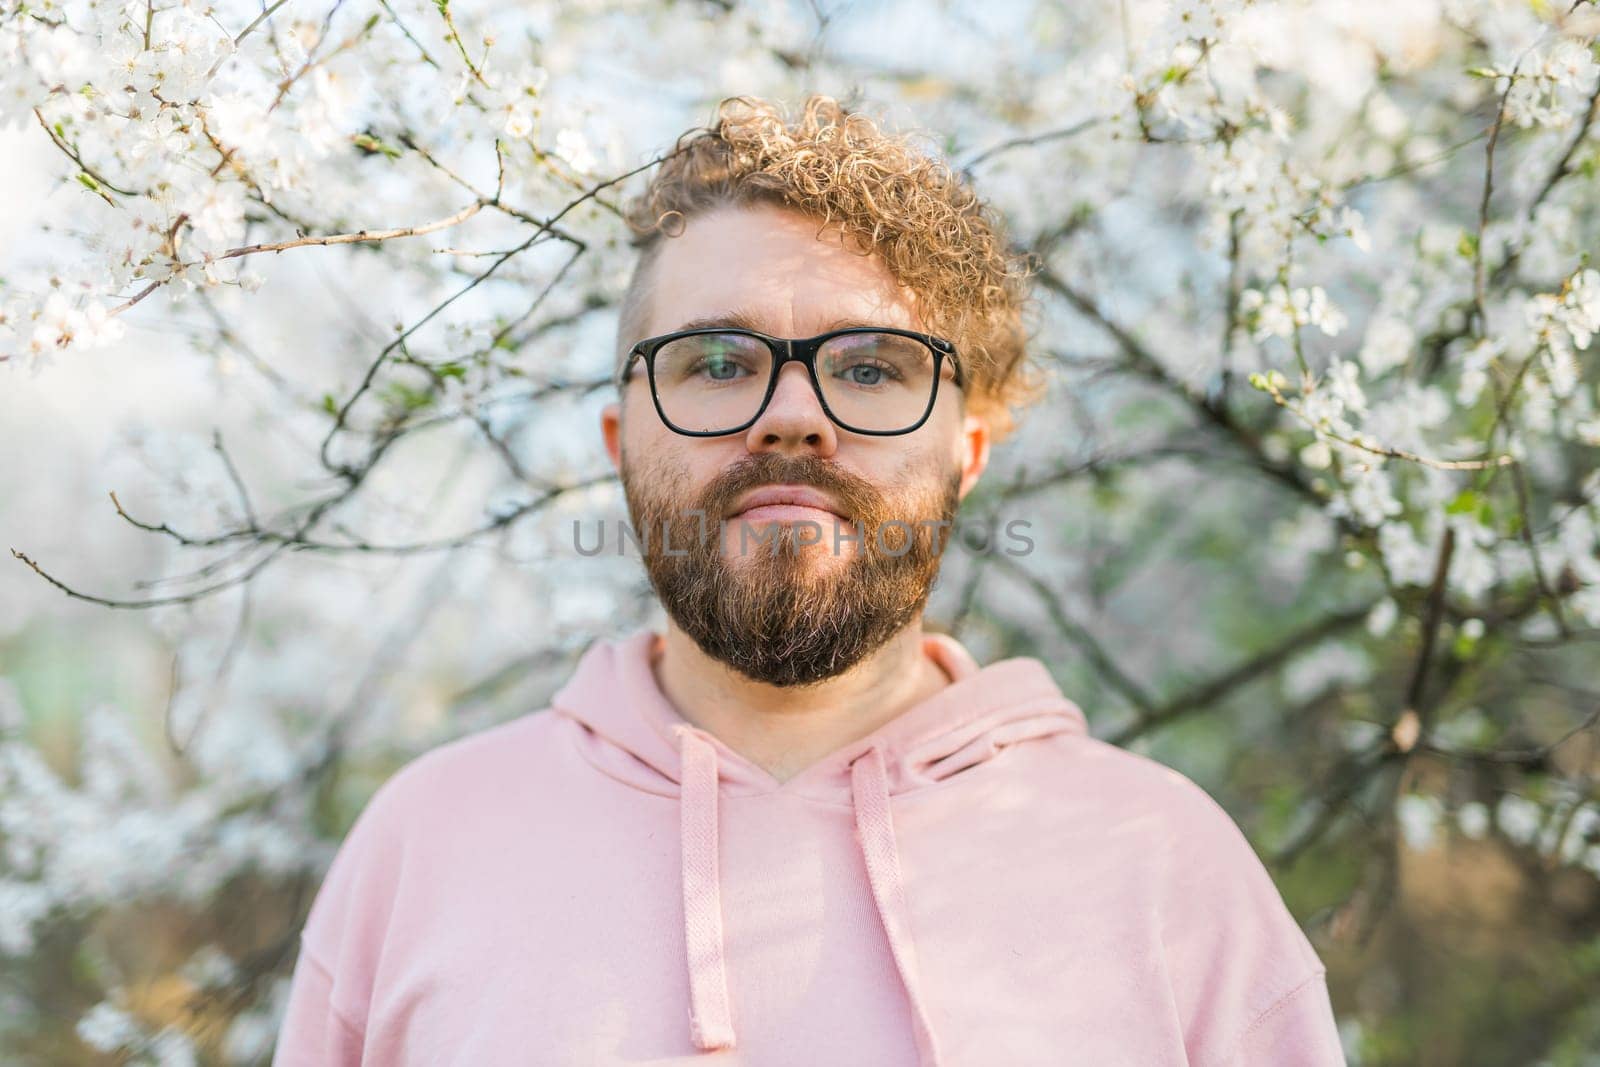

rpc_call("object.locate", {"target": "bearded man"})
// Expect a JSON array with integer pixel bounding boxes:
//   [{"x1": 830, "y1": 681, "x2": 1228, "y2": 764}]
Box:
[{"x1": 273, "y1": 93, "x2": 1346, "y2": 1066}]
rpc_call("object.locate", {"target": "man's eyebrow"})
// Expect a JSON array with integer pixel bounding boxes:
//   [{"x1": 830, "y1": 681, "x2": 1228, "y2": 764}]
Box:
[
  {"x1": 670, "y1": 310, "x2": 767, "y2": 333},
  {"x1": 668, "y1": 311, "x2": 893, "y2": 335}
]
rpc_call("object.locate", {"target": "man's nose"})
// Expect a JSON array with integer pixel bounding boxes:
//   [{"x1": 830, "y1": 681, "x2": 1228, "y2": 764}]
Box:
[{"x1": 744, "y1": 359, "x2": 838, "y2": 455}]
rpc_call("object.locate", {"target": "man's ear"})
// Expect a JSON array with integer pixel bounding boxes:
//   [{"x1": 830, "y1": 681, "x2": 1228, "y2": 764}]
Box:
[
  {"x1": 601, "y1": 401, "x2": 623, "y2": 473},
  {"x1": 956, "y1": 412, "x2": 990, "y2": 501}
]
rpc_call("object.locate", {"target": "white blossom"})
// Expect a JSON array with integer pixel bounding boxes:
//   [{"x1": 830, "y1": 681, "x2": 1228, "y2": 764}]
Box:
[
  {"x1": 1497, "y1": 36, "x2": 1600, "y2": 130},
  {"x1": 1398, "y1": 793, "x2": 1444, "y2": 850},
  {"x1": 553, "y1": 127, "x2": 597, "y2": 173},
  {"x1": 1456, "y1": 337, "x2": 1501, "y2": 405},
  {"x1": 1358, "y1": 316, "x2": 1415, "y2": 377},
  {"x1": 1365, "y1": 597, "x2": 1399, "y2": 637},
  {"x1": 1379, "y1": 518, "x2": 1437, "y2": 586},
  {"x1": 1498, "y1": 793, "x2": 1544, "y2": 846},
  {"x1": 76, "y1": 1001, "x2": 140, "y2": 1053},
  {"x1": 1239, "y1": 283, "x2": 1347, "y2": 341},
  {"x1": 1457, "y1": 801, "x2": 1490, "y2": 840},
  {"x1": 1333, "y1": 465, "x2": 1405, "y2": 527},
  {"x1": 1284, "y1": 642, "x2": 1372, "y2": 703}
]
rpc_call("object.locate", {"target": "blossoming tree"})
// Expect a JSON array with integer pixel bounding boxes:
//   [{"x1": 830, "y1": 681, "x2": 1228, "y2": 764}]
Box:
[{"x1": 2, "y1": 0, "x2": 1598, "y2": 1062}]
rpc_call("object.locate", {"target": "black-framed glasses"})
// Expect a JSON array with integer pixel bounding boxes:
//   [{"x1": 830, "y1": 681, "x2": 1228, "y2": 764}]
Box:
[{"x1": 617, "y1": 326, "x2": 965, "y2": 437}]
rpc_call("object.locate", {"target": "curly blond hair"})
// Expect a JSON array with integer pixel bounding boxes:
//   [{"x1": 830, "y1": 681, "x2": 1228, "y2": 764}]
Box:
[{"x1": 615, "y1": 93, "x2": 1047, "y2": 443}]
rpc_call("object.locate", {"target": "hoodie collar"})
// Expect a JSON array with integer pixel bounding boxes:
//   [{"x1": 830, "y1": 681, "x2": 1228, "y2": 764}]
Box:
[
  {"x1": 550, "y1": 628, "x2": 1087, "y2": 1061},
  {"x1": 550, "y1": 629, "x2": 1086, "y2": 805}
]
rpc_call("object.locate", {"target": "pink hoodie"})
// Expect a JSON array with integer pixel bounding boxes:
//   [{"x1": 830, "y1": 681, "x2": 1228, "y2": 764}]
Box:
[{"x1": 273, "y1": 628, "x2": 1345, "y2": 1065}]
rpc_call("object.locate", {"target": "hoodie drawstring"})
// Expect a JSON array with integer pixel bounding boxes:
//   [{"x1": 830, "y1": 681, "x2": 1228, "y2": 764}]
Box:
[
  {"x1": 676, "y1": 725, "x2": 737, "y2": 1051},
  {"x1": 671, "y1": 724, "x2": 941, "y2": 1065},
  {"x1": 849, "y1": 743, "x2": 943, "y2": 1067}
]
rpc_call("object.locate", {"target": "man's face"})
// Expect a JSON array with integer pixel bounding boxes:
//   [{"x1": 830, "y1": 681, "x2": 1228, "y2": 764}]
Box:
[{"x1": 600, "y1": 202, "x2": 990, "y2": 687}]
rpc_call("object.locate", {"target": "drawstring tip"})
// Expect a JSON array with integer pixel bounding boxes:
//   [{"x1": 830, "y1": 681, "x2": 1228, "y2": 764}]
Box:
[{"x1": 688, "y1": 1012, "x2": 737, "y2": 1052}]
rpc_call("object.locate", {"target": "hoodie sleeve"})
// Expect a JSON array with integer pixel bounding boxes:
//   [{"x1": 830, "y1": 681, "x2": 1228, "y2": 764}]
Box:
[
  {"x1": 1156, "y1": 773, "x2": 1346, "y2": 1067},
  {"x1": 272, "y1": 941, "x2": 365, "y2": 1065},
  {"x1": 271, "y1": 773, "x2": 410, "y2": 1067}
]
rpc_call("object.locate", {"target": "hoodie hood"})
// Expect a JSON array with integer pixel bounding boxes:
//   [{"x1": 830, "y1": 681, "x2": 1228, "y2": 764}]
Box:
[{"x1": 549, "y1": 628, "x2": 1087, "y2": 1063}]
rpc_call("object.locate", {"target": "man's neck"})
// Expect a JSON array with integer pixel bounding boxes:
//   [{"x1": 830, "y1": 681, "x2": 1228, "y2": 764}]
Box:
[{"x1": 651, "y1": 621, "x2": 954, "y2": 784}]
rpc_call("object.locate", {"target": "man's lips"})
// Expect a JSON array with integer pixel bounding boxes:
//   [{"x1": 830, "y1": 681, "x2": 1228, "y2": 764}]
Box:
[{"x1": 727, "y1": 484, "x2": 848, "y2": 523}]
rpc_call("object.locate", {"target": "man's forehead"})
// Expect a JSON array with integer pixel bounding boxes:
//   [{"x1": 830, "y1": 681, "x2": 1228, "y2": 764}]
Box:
[
  {"x1": 646, "y1": 269, "x2": 926, "y2": 337},
  {"x1": 663, "y1": 306, "x2": 920, "y2": 336},
  {"x1": 642, "y1": 205, "x2": 925, "y2": 337}
]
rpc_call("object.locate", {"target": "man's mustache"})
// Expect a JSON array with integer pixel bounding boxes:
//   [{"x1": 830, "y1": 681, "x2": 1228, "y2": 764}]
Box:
[{"x1": 695, "y1": 457, "x2": 884, "y2": 524}]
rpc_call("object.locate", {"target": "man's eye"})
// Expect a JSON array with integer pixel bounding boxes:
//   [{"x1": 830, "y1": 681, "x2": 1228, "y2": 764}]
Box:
[
  {"x1": 836, "y1": 360, "x2": 901, "y2": 387},
  {"x1": 697, "y1": 355, "x2": 751, "y2": 380}
]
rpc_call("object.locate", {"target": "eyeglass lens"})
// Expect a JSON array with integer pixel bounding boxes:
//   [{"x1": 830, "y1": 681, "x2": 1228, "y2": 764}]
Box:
[{"x1": 650, "y1": 331, "x2": 938, "y2": 433}]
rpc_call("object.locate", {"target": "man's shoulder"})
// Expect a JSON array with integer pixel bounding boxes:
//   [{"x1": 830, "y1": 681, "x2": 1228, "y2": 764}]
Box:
[
  {"x1": 1037, "y1": 732, "x2": 1329, "y2": 1018},
  {"x1": 1019, "y1": 729, "x2": 1304, "y2": 913},
  {"x1": 1034, "y1": 729, "x2": 1248, "y2": 839},
  {"x1": 348, "y1": 709, "x2": 568, "y2": 836}
]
